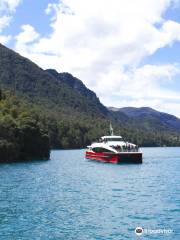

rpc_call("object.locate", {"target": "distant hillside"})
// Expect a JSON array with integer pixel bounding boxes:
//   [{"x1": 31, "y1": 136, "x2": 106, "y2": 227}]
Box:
[{"x1": 109, "y1": 107, "x2": 180, "y2": 133}]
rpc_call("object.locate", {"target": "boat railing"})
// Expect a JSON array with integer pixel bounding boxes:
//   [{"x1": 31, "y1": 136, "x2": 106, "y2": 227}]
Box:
[{"x1": 113, "y1": 146, "x2": 140, "y2": 153}]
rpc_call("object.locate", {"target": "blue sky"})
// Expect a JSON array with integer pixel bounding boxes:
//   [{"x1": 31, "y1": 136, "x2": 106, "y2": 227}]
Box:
[
  {"x1": 2, "y1": 1, "x2": 54, "y2": 42},
  {"x1": 1, "y1": 0, "x2": 180, "y2": 117}
]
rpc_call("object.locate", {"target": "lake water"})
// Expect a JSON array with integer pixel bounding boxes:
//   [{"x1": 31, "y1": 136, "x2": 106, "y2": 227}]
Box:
[{"x1": 0, "y1": 148, "x2": 179, "y2": 239}]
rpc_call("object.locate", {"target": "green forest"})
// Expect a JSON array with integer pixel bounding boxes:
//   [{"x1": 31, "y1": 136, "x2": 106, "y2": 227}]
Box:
[
  {"x1": 0, "y1": 89, "x2": 49, "y2": 162},
  {"x1": 0, "y1": 88, "x2": 110, "y2": 162},
  {"x1": 1, "y1": 88, "x2": 180, "y2": 162}
]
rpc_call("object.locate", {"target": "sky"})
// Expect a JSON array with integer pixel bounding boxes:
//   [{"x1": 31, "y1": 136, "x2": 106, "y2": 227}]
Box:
[{"x1": 1, "y1": 0, "x2": 180, "y2": 117}]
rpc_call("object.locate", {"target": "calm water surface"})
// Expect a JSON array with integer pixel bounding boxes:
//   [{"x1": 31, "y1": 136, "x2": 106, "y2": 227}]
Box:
[{"x1": 0, "y1": 148, "x2": 179, "y2": 239}]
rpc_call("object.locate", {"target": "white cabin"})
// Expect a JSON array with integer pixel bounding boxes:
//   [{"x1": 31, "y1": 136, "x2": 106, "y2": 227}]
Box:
[{"x1": 99, "y1": 135, "x2": 136, "y2": 148}]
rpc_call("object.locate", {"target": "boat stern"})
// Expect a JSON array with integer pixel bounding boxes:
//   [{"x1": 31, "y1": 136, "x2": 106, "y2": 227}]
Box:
[{"x1": 117, "y1": 152, "x2": 143, "y2": 164}]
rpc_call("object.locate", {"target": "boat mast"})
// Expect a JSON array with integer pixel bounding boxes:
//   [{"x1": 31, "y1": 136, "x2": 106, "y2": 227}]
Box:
[{"x1": 110, "y1": 122, "x2": 114, "y2": 136}]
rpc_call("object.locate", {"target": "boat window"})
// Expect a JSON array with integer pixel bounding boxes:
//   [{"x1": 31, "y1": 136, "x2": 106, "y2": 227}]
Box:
[
  {"x1": 92, "y1": 147, "x2": 113, "y2": 153},
  {"x1": 104, "y1": 138, "x2": 123, "y2": 142}
]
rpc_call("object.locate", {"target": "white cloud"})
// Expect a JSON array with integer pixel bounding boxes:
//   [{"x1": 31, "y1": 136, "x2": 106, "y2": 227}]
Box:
[
  {"x1": 101, "y1": 63, "x2": 180, "y2": 103},
  {"x1": 15, "y1": 25, "x2": 39, "y2": 52},
  {"x1": 0, "y1": 0, "x2": 21, "y2": 42},
  {"x1": 0, "y1": 15, "x2": 11, "y2": 32},
  {"x1": 0, "y1": 0, "x2": 21, "y2": 12},
  {"x1": 0, "y1": 34, "x2": 11, "y2": 44},
  {"x1": 14, "y1": 0, "x2": 180, "y2": 117}
]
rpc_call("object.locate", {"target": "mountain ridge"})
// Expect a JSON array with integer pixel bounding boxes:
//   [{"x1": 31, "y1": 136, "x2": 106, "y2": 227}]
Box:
[
  {"x1": 109, "y1": 106, "x2": 179, "y2": 119},
  {"x1": 46, "y1": 69, "x2": 108, "y2": 114},
  {"x1": 0, "y1": 43, "x2": 108, "y2": 117},
  {"x1": 108, "y1": 106, "x2": 180, "y2": 132}
]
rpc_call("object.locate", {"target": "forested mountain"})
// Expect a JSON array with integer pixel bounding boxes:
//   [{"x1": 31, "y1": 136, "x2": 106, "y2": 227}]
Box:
[
  {"x1": 46, "y1": 69, "x2": 107, "y2": 114},
  {"x1": 109, "y1": 107, "x2": 180, "y2": 133},
  {"x1": 0, "y1": 44, "x2": 107, "y2": 117},
  {"x1": 0, "y1": 43, "x2": 180, "y2": 161}
]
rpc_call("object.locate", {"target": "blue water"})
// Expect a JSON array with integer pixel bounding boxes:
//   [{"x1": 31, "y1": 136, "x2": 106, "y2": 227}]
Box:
[{"x1": 0, "y1": 148, "x2": 179, "y2": 240}]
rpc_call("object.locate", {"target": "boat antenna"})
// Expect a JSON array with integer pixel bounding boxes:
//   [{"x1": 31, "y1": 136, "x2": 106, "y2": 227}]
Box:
[{"x1": 110, "y1": 122, "x2": 114, "y2": 136}]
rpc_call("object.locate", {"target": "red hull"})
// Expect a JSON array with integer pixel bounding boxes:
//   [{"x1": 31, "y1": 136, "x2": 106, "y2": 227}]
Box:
[{"x1": 86, "y1": 151, "x2": 142, "y2": 164}]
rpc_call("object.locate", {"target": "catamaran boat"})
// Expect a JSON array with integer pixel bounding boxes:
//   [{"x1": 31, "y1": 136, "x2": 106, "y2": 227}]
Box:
[{"x1": 85, "y1": 125, "x2": 142, "y2": 164}]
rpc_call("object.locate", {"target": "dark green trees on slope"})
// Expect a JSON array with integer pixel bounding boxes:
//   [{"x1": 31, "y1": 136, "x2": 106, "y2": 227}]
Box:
[
  {"x1": 0, "y1": 92, "x2": 50, "y2": 162},
  {"x1": 0, "y1": 43, "x2": 107, "y2": 117}
]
